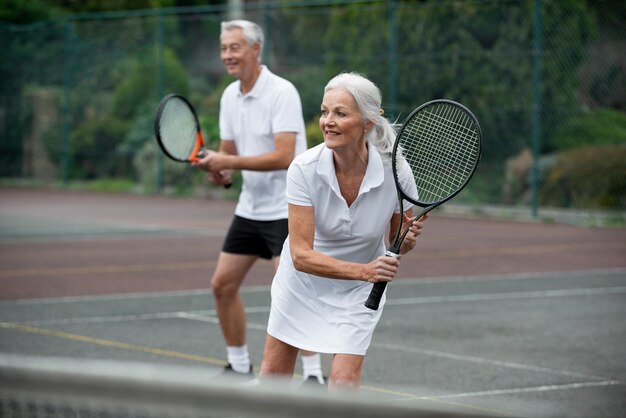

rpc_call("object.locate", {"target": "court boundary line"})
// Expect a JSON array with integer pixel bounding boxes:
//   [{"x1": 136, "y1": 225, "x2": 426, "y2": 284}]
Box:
[
  {"x1": 2, "y1": 267, "x2": 625, "y2": 306},
  {"x1": 0, "y1": 321, "x2": 509, "y2": 416},
  {"x1": 7, "y1": 280, "x2": 623, "y2": 384},
  {"x1": 421, "y1": 380, "x2": 625, "y2": 400},
  {"x1": 15, "y1": 283, "x2": 626, "y2": 327}
]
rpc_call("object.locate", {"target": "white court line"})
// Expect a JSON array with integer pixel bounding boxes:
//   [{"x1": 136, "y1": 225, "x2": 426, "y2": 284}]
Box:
[
  {"x1": 18, "y1": 307, "x2": 615, "y2": 381},
  {"x1": 386, "y1": 285, "x2": 626, "y2": 306},
  {"x1": 16, "y1": 284, "x2": 620, "y2": 383},
  {"x1": 20, "y1": 309, "x2": 269, "y2": 331},
  {"x1": 372, "y1": 341, "x2": 610, "y2": 381},
  {"x1": 2, "y1": 267, "x2": 624, "y2": 306},
  {"x1": 177, "y1": 312, "x2": 268, "y2": 331},
  {"x1": 394, "y1": 267, "x2": 626, "y2": 285},
  {"x1": 19, "y1": 311, "x2": 210, "y2": 326},
  {"x1": 16, "y1": 285, "x2": 625, "y2": 328},
  {"x1": 423, "y1": 380, "x2": 624, "y2": 400}
]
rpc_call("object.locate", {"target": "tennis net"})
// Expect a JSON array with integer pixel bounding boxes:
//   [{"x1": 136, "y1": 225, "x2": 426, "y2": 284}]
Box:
[{"x1": 0, "y1": 353, "x2": 504, "y2": 418}]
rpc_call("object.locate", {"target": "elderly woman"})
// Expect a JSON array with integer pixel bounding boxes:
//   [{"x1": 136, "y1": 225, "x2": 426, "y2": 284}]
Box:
[{"x1": 259, "y1": 72, "x2": 427, "y2": 389}]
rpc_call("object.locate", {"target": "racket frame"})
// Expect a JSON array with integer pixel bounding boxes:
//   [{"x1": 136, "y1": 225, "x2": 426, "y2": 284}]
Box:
[
  {"x1": 364, "y1": 99, "x2": 482, "y2": 310},
  {"x1": 154, "y1": 93, "x2": 206, "y2": 163}
]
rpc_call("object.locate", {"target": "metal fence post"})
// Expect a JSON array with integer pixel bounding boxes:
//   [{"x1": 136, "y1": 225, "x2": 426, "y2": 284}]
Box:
[
  {"x1": 387, "y1": 0, "x2": 398, "y2": 119},
  {"x1": 531, "y1": 0, "x2": 542, "y2": 218},
  {"x1": 62, "y1": 19, "x2": 72, "y2": 185},
  {"x1": 156, "y1": 11, "x2": 165, "y2": 194}
]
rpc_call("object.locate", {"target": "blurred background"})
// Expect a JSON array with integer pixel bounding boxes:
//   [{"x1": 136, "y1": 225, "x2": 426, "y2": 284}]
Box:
[{"x1": 0, "y1": 0, "x2": 624, "y2": 224}]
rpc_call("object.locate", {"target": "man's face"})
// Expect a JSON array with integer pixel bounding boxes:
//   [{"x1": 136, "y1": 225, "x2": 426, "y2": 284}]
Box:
[{"x1": 220, "y1": 28, "x2": 259, "y2": 79}]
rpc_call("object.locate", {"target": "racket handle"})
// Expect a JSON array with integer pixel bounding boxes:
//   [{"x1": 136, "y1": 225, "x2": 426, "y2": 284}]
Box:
[
  {"x1": 364, "y1": 250, "x2": 398, "y2": 310},
  {"x1": 365, "y1": 282, "x2": 387, "y2": 310},
  {"x1": 224, "y1": 183, "x2": 232, "y2": 189}
]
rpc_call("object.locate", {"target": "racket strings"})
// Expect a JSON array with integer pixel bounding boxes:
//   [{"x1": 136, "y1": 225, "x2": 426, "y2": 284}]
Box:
[
  {"x1": 157, "y1": 97, "x2": 199, "y2": 160},
  {"x1": 399, "y1": 103, "x2": 480, "y2": 204}
]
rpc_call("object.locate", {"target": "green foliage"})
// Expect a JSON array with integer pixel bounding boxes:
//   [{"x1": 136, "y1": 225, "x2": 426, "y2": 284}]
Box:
[
  {"x1": 324, "y1": 4, "x2": 388, "y2": 92},
  {"x1": 305, "y1": 118, "x2": 323, "y2": 149},
  {"x1": 540, "y1": 146, "x2": 626, "y2": 209},
  {"x1": 545, "y1": 108, "x2": 626, "y2": 153},
  {"x1": 320, "y1": 0, "x2": 598, "y2": 165},
  {"x1": 49, "y1": 0, "x2": 160, "y2": 14},
  {"x1": 0, "y1": 0, "x2": 52, "y2": 23},
  {"x1": 112, "y1": 47, "x2": 189, "y2": 120},
  {"x1": 69, "y1": 116, "x2": 130, "y2": 179},
  {"x1": 1, "y1": 0, "x2": 623, "y2": 212},
  {"x1": 287, "y1": 67, "x2": 327, "y2": 123}
]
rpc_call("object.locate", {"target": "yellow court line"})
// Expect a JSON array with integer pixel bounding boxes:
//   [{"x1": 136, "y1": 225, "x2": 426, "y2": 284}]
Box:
[
  {"x1": 359, "y1": 384, "x2": 514, "y2": 416},
  {"x1": 0, "y1": 322, "x2": 224, "y2": 366},
  {"x1": 1, "y1": 321, "x2": 513, "y2": 416}
]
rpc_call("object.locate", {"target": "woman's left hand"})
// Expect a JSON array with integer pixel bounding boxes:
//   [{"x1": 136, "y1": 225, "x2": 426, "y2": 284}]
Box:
[{"x1": 399, "y1": 212, "x2": 428, "y2": 255}]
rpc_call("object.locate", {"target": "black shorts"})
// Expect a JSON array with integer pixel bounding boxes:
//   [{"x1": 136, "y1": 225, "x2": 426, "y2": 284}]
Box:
[{"x1": 222, "y1": 215, "x2": 288, "y2": 260}]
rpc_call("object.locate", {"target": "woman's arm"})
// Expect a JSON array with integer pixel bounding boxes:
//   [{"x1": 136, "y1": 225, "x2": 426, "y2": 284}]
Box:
[
  {"x1": 288, "y1": 204, "x2": 399, "y2": 283},
  {"x1": 389, "y1": 209, "x2": 428, "y2": 255}
]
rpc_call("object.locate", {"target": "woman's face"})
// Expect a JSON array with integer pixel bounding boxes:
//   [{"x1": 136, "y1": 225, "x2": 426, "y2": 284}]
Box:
[{"x1": 319, "y1": 88, "x2": 367, "y2": 151}]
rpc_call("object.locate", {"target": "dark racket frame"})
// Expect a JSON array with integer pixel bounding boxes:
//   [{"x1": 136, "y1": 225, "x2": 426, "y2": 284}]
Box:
[
  {"x1": 154, "y1": 93, "x2": 231, "y2": 188},
  {"x1": 364, "y1": 99, "x2": 482, "y2": 310}
]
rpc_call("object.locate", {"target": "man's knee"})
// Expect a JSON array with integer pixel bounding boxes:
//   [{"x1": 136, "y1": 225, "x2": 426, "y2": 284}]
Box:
[{"x1": 211, "y1": 274, "x2": 239, "y2": 300}]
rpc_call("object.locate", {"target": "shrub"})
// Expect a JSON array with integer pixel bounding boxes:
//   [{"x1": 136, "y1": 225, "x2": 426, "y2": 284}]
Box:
[{"x1": 539, "y1": 145, "x2": 626, "y2": 209}]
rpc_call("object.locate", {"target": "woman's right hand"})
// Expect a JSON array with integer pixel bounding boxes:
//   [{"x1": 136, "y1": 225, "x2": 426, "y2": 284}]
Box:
[{"x1": 362, "y1": 255, "x2": 400, "y2": 283}]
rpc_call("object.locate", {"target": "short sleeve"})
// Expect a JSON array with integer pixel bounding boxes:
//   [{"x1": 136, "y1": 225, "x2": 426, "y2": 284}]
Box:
[
  {"x1": 286, "y1": 160, "x2": 312, "y2": 207},
  {"x1": 271, "y1": 84, "x2": 304, "y2": 133},
  {"x1": 219, "y1": 90, "x2": 233, "y2": 140}
]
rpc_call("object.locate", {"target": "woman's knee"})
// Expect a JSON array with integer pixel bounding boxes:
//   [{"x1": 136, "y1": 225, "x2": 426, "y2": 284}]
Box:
[
  {"x1": 260, "y1": 335, "x2": 298, "y2": 376},
  {"x1": 329, "y1": 354, "x2": 363, "y2": 388}
]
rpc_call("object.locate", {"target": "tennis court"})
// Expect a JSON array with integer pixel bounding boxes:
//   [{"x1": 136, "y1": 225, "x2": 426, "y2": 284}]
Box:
[{"x1": 1, "y1": 187, "x2": 625, "y2": 417}]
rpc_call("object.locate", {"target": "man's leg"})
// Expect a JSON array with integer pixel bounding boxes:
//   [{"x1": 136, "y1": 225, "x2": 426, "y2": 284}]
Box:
[{"x1": 212, "y1": 252, "x2": 258, "y2": 373}]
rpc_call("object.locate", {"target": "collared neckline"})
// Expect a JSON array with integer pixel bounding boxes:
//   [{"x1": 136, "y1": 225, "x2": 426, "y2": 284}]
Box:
[
  {"x1": 237, "y1": 65, "x2": 268, "y2": 98},
  {"x1": 317, "y1": 143, "x2": 385, "y2": 201}
]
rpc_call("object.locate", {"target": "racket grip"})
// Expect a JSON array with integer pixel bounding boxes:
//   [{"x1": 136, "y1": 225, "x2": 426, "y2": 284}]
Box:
[
  {"x1": 365, "y1": 282, "x2": 387, "y2": 310},
  {"x1": 364, "y1": 250, "x2": 398, "y2": 311},
  {"x1": 223, "y1": 183, "x2": 232, "y2": 189}
]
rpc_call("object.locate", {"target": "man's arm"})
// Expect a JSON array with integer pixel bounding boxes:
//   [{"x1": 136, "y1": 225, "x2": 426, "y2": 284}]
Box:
[{"x1": 196, "y1": 132, "x2": 297, "y2": 173}]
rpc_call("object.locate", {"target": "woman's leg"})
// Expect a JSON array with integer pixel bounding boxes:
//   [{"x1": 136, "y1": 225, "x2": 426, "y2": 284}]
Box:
[
  {"x1": 328, "y1": 353, "x2": 364, "y2": 389},
  {"x1": 259, "y1": 334, "x2": 299, "y2": 377}
]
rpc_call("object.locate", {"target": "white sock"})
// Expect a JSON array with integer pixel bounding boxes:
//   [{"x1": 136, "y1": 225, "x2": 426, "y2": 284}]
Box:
[
  {"x1": 301, "y1": 353, "x2": 324, "y2": 383},
  {"x1": 227, "y1": 345, "x2": 251, "y2": 374}
]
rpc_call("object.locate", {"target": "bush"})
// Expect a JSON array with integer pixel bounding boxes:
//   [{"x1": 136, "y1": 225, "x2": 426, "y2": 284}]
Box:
[
  {"x1": 539, "y1": 145, "x2": 626, "y2": 209},
  {"x1": 545, "y1": 107, "x2": 626, "y2": 153},
  {"x1": 305, "y1": 118, "x2": 323, "y2": 149}
]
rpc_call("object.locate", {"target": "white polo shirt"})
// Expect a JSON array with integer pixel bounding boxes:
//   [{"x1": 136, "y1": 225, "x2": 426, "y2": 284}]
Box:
[
  {"x1": 219, "y1": 66, "x2": 307, "y2": 221},
  {"x1": 267, "y1": 143, "x2": 416, "y2": 354}
]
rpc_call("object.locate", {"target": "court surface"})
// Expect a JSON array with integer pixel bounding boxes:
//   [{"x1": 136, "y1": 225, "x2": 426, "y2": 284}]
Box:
[{"x1": 1, "y1": 187, "x2": 625, "y2": 417}]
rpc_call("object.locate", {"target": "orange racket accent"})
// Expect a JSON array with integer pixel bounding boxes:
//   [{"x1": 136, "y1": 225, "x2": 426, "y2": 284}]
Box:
[{"x1": 188, "y1": 132, "x2": 204, "y2": 162}]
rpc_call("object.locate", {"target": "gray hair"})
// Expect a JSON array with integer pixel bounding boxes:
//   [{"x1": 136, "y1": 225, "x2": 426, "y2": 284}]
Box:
[
  {"x1": 221, "y1": 20, "x2": 264, "y2": 62},
  {"x1": 324, "y1": 72, "x2": 396, "y2": 163}
]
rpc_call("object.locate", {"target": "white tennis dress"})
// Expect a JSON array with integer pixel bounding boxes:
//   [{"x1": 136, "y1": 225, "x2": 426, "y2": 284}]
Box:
[{"x1": 267, "y1": 143, "x2": 415, "y2": 355}]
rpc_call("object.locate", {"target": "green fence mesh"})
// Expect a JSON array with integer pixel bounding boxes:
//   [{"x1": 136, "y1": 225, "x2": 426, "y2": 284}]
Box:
[{"x1": 1, "y1": 0, "x2": 624, "y2": 218}]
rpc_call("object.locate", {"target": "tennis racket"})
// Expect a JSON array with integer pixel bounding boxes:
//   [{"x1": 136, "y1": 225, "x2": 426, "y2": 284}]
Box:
[
  {"x1": 154, "y1": 93, "x2": 231, "y2": 188},
  {"x1": 365, "y1": 99, "x2": 482, "y2": 310}
]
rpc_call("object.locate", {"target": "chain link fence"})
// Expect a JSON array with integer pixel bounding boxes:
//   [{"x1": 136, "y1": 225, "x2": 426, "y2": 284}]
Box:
[{"x1": 1, "y1": 0, "x2": 624, "y2": 221}]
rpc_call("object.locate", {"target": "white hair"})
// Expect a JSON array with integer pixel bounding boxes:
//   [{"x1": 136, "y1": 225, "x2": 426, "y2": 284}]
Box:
[
  {"x1": 324, "y1": 72, "x2": 396, "y2": 163},
  {"x1": 221, "y1": 20, "x2": 264, "y2": 62}
]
